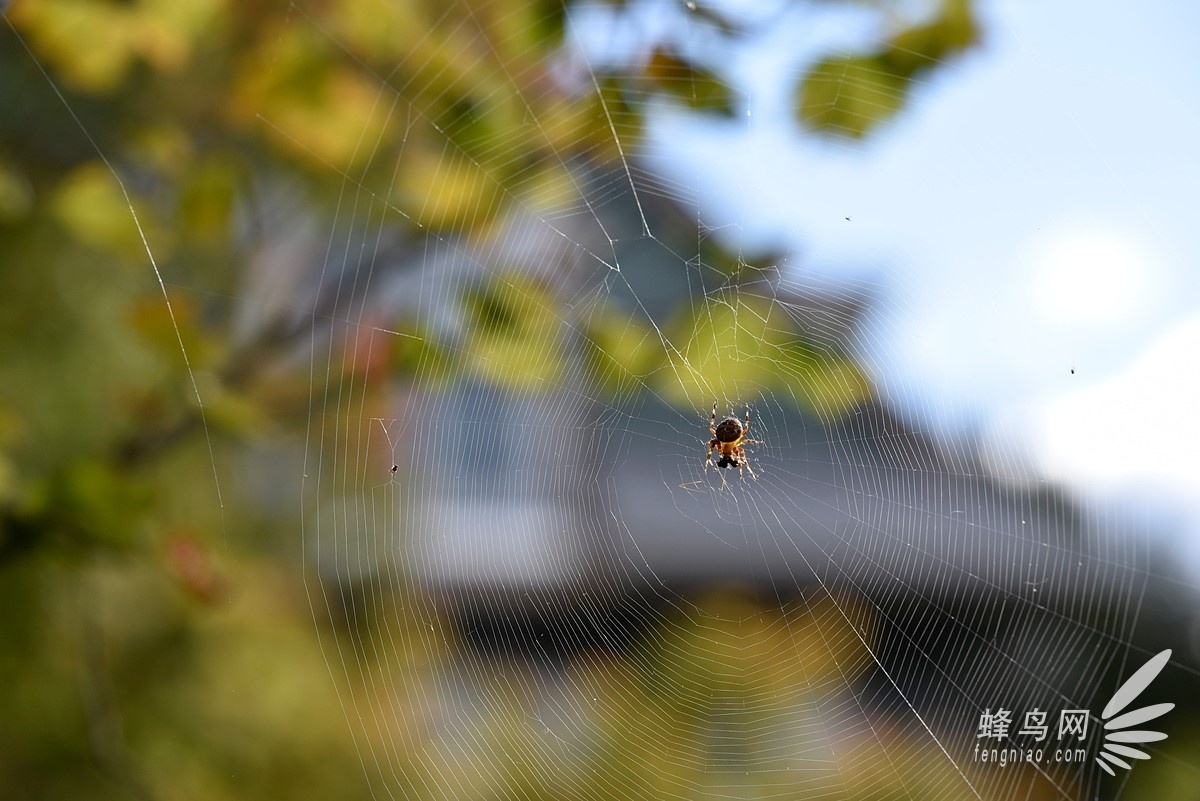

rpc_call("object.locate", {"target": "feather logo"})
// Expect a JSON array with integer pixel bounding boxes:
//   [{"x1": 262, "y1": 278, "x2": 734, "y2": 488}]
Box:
[{"x1": 1095, "y1": 649, "x2": 1173, "y2": 776}]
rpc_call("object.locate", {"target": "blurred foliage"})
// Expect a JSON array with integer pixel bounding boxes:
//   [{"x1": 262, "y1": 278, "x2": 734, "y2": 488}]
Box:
[
  {"x1": 312, "y1": 587, "x2": 1061, "y2": 801},
  {"x1": 0, "y1": 0, "x2": 1006, "y2": 798},
  {"x1": 644, "y1": 46, "x2": 741, "y2": 118},
  {"x1": 797, "y1": 0, "x2": 978, "y2": 139},
  {"x1": 1122, "y1": 731, "x2": 1200, "y2": 801},
  {"x1": 662, "y1": 291, "x2": 869, "y2": 419},
  {"x1": 462, "y1": 272, "x2": 567, "y2": 391}
]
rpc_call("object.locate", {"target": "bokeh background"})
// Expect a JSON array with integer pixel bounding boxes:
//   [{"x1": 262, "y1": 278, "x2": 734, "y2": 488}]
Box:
[{"x1": 3, "y1": 1, "x2": 1199, "y2": 799}]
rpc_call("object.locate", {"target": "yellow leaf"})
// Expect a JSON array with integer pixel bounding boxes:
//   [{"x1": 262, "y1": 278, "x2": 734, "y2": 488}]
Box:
[
  {"x1": 0, "y1": 160, "x2": 34, "y2": 221},
  {"x1": 797, "y1": 54, "x2": 907, "y2": 139},
  {"x1": 134, "y1": 0, "x2": 224, "y2": 71},
  {"x1": 660, "y1": 296, "x2": 784, "y2": 406},
  {"x1": 229, "y1": 28, "x2": 392, "y2": 172},
  {"x1": 324, "y1": 0, "x2": 426, "y2": 63},
  {"x1": 52, "y1": 163, "x2": 147, "y2": 256},
  {"x1": 11, "y1": 0, "x2": 139, "y2": 92},
  {"x1": 462, "y1": 274, "x2": 564, "y2": 391},
  {"x1": 395, "y1": 144, "x2": 499, "y2": 232},
  {"x1": 269, "y1": 70, "x2": 391, "y2": 171},
  {"x1": 178, "y1": 157, "x2": 239, "y2": 239}
]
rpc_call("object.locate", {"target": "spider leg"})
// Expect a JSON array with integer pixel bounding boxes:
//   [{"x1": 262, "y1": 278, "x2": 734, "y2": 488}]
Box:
[
  {"x1": 710, "y1": 400, "x2": 718, "y2": 438},
  {"x1": 738, "y1": 446, "x2": 756, "y2": 479},
  {"x1": 705, "y1": 438, "x2": 718, "y2": 470},
  {"x1": 744, "y1": 405, "x2": 751, "y2": 438}
]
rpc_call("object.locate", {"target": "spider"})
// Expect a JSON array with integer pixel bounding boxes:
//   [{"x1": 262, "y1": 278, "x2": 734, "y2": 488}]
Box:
[{"x1": 705, "y1": 401, "x2": 760, "y2": 479}]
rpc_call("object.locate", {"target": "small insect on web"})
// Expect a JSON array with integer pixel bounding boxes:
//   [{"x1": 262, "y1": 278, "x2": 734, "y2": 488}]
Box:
[
  {"x1": 376, "y1": 418, "x2": 401, "y2": 479},
  {"x1": 705, "y1": 401, "x2": 761, "y2": 481}
]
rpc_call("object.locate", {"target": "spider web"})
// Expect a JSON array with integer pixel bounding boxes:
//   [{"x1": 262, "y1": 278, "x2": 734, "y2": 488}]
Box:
[
  {"x1": 10, "y1": 0, "x2": 1198, "y2": 798},
  {"x1": 287, "y1": 3, "x2": 1200, "y2": 800}
]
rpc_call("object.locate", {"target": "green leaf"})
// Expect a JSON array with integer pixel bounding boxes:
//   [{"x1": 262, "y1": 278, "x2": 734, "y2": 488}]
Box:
[
  {"x1": 55, "y1": 459, "x2": 152, "y2": 551},
  {"x1": 645, "y1": 48, "x2": 740, "y2": 117},
  {"x1": 796, "y1": 54, "x2": 907, "y2": 139},
  {"x1": 584, "y1": 307, "x2": 661, "y2": 397},
  {"x1": 886, "y1": 0, "x2": 978, "y2": 73},
  {"x1": 798, "y1": 0, "x2": 978, "y2": 140},
  {"x1": 461, "y1": 274, "x2": 565, "y2": 391}
]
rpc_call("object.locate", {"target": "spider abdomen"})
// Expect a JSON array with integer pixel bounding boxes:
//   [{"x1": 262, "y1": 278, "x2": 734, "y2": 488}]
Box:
[{"x1": 714, "y1": 418, "x2": 743, "y2": 443}]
